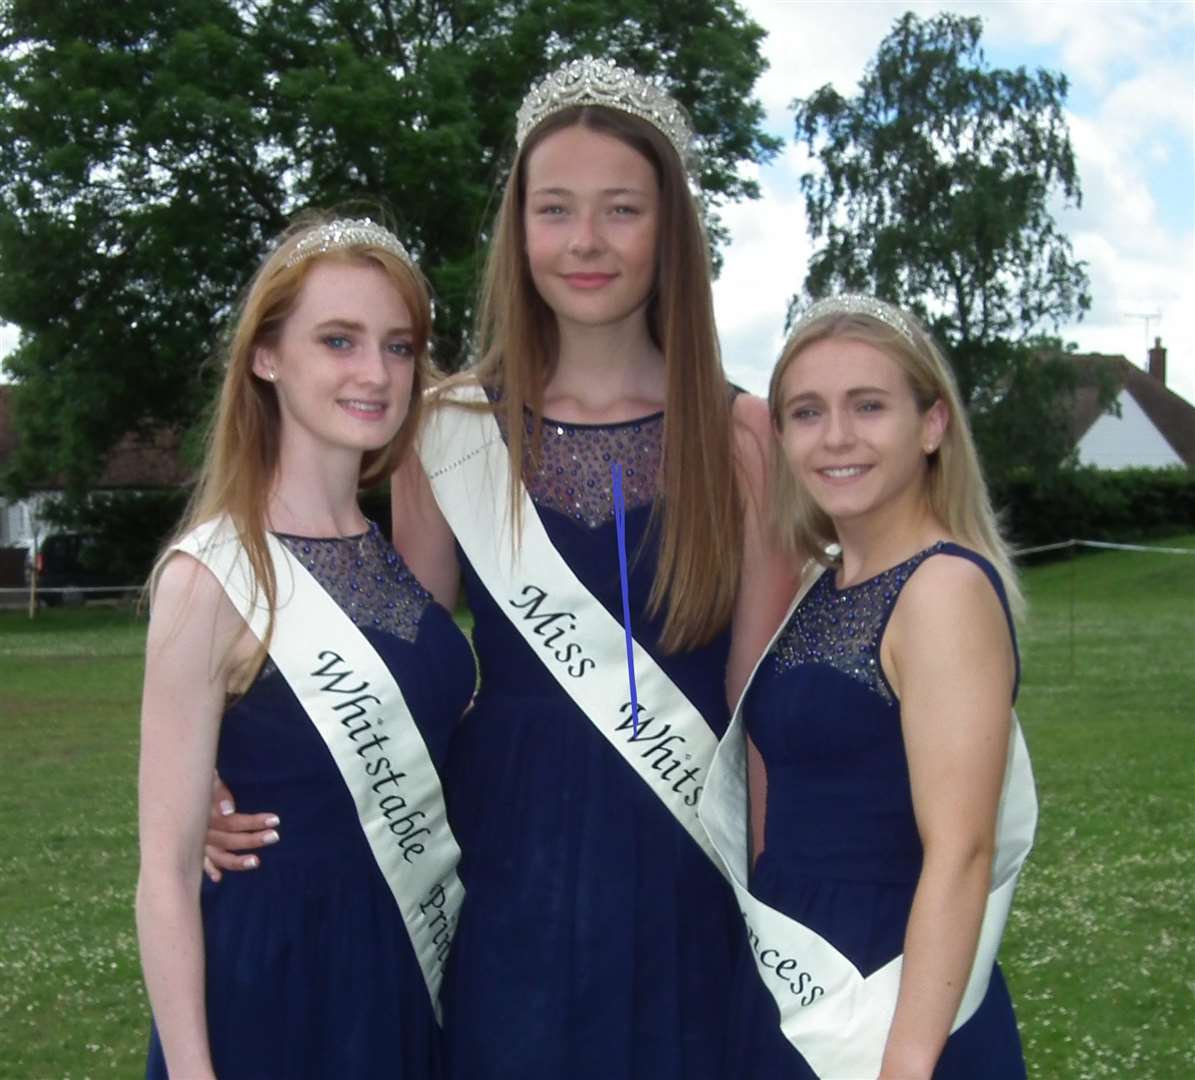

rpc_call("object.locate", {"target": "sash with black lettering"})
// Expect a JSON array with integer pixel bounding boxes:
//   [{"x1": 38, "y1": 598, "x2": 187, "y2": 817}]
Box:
[
  {"x1": 172, "y1": 517, "x2": 463, "y2": 1021},
  {"x1": 417, "y1": 382, "x2": 725, "y2": 870},
  {"x1": 698, "y1": 565, "x2": 1037, "y2": 1079}
]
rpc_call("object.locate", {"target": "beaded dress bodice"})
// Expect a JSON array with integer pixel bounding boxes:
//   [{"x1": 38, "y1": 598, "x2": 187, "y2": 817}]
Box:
[
  {"x1": 767, "y1": 542, "x2": 945, "y2": 705},
  {"x1": 258, "y1": 523, "x2": 431, "y2": 679},
  {"x1": 505, "y1": 409, "x2": 663, "y2": 528}
]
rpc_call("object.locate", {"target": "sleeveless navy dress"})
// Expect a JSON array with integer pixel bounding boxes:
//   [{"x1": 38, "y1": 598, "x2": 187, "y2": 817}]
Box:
[
  {"x1": 725, "y1": 543, "x2": 1027, "y2": 1078},
  {"x1": 146, "y1": 525, "x2": 475, "y2": 1080},
  {"x1": 440, "y1": 411, "x2": 745, "y2": 1079}
]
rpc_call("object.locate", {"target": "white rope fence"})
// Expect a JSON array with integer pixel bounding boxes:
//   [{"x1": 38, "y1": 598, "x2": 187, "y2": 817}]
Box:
[
  {"x1": 1009, "y1": 538, "x2": 1193, "y2": 678},
  {"x1": 0, "y1": 584, "x2": 141, "y2": 595},
  {"x1": 1, "y1": 538, "x2": 1190, "y2": 608},
  {"x1": 1014, "y1": 539, "x2": 1195, "y2": 557}
]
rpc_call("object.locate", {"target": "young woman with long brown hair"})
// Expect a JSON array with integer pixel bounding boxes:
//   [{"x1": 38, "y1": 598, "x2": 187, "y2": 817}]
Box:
[
  {"x1": 137, "y1": 215, "x2": 473, "y2": 1079},
  {"x1": 402, "y1": 58, "x2": 791, "y2": 1078}
]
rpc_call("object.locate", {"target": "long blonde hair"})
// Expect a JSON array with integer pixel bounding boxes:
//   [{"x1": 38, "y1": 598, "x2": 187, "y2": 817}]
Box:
[
  {"x1": 160, "y1": 211, "x2": 434, "y2": 674},
  {"x1": 767, "y1": 302, "x2": 1023, "y2": 618},
  {"x1": 452, "y1": 105, "x2": 741, "y2": 652}
]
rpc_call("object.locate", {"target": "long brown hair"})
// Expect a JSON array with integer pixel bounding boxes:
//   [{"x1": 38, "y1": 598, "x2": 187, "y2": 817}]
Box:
[
  {"x1": 767, "y1": 303, "x2": 1023, "y2": 618},
  {"x1": 454, "y1": 105, "x2": 741, "y2": 651},
  {"x1": 159, "y1": 210, "x2": 434, "y2": 676}
]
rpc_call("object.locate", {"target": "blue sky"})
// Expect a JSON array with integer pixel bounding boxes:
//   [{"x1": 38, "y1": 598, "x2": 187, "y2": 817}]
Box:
[{"x1": 715, "y1": 0, "x2": 1195, "y2": 406}]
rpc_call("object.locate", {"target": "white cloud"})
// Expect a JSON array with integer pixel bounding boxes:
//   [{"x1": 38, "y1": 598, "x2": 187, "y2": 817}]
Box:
[{"x1": 717, "y1": 0, "x2": 1195, "y2": 407}]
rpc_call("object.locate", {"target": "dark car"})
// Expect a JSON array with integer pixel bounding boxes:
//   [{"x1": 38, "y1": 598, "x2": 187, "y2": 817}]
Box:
[{"x1": 24, "y1": 532, "x2": 126, "y2": 605}]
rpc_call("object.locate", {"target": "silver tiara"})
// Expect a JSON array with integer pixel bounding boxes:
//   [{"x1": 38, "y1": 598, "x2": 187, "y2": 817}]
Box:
[
  {"x1": 789, "y1": 294, "x2": 918, "y2": 349},
  {"x1": 515, "y1": 56, "x2": 695, "y2": 166},
  {"x1": 283, "y1": 219, "x2": 413, "y2": 269}
]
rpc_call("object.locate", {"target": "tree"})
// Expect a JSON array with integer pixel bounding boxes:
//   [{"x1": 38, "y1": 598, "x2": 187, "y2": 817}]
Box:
[
  {"x1": 788, "y1": 11, "x2": 1093, "y2": 491},
  {"x1": 0, "y1": 0, "x2": 778, "y2": 498}
]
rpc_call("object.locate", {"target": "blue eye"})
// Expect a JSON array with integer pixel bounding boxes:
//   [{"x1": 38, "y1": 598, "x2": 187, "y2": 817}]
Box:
[
  {"x1": 790, "y1": 407, "x2": 819, "y2": 422},
  {"x1": 322, "y1": 335, "x2": 351, "y2": 351},
  {"x1": 858, "y1": 400, "x2": 884, "y2": 413},
  {"x1": 388, "y1": 340, "x2": 415, "y2": 358}
]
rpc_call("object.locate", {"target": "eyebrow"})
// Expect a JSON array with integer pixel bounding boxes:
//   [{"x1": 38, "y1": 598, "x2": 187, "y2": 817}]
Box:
[
  {"x1": 313, "y1": 318, "x2": 413, "y2": 336},
  {"x1": 528, "y1": 185, "x2": 652, "y2": 198},
  {"x1": 781, "y1": 386, "x2": 893, "y2": 410}
]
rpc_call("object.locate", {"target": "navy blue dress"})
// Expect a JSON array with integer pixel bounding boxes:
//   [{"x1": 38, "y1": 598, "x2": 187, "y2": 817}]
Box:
[
  {"x1": 725, "y1": 543, "x2": 1027, "y2": 1078},
  {"x1": 146, "y1": 525, "x2": 475, "y2": 1079},
  {"x1": 440, "y1": 412, "x2": 744, "y2": 1079}
]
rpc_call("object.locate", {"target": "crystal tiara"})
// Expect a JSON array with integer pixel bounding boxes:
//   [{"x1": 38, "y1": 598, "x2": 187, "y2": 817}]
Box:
[
  {"x1": 788, "y1": 294, "x2": 918, "y2": 350},
  {"x1": 283, "y1": 219, "x2": 414, "y2": 270},
  {"x1": 515, "y1": 56, "x2": 695, "y2": 166}
]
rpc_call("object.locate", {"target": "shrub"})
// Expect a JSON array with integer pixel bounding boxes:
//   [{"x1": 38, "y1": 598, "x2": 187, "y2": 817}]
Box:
[{"x1": 999, "y1": 466, "x2": 1195, "y2": 550}]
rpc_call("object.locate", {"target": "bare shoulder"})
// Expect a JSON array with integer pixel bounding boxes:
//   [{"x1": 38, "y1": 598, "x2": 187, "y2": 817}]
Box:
[
  {"x1": 732, "y1": 391, "x2": 772, "y2": 448},
  {"x1": 899, "y1": 551, "x2": 1003, "y2": 625},
  {"x1": 731, "y1": 391, "x2": 772, "y2": 496},
  {"x1": 889, "y1": 550, "x2": 1012, "y2": 673},
  {"x1": 147, "y1": 550, "x2": 250, "y2": 676},
  {"x1": 151, "y1": 550, "x2": 231, "y2": 621}
]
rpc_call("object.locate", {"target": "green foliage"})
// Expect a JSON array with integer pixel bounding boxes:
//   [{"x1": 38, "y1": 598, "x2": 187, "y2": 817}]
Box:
[
  {"x1": 1000, "y1": 467, "x2": 1195, "y2": 549},
  {"x1": 788, "y1": 11, "x2": 1093, "y2": 488},
  {"x1": 41, "y1": 488, "x2": 190, "y2": 584},
  {"x1": 0, "y1": 0, "x2": 778, "y2": 499}
]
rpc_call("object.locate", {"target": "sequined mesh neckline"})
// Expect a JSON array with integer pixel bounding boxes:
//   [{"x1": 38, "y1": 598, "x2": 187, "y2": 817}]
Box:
[
  {"x1": 502, "y1": 408, "x2": 664, "y2": 529},
  {"x1": 768, "y1": 542, "x2": 945, "y2": 704},
  {"x1": 259, "y1": 525, "x2": 430, "y2": 680}
]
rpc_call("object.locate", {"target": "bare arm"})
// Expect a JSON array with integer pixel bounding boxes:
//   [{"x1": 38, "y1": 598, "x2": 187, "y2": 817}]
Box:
[
  {"x1": 878, "y1": 556, "x2": 1015, "y2": 1079},
  {"x1": 136, "y1": 554, "x2": 253, "y2": 1079},
  {"x1": 729, "y1": 393, "x2": 799, "y2": 863},
  {"x1": 391, "y1": 441, "x2": 461, "y2": 611}
]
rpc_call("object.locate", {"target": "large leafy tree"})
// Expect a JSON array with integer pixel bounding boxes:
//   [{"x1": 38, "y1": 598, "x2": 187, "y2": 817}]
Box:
[
  {"x1": 0, "y1": 0, "x2": 777, "y2": 497},
  {"x1": 789, "y1": 11, "x2": 1092, "y2": 490}
]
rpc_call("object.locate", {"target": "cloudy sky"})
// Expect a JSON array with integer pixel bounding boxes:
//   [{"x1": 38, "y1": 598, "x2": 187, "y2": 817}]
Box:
[{"x1": 715, "y1": 0, "x2": 1195, "y2": 406}]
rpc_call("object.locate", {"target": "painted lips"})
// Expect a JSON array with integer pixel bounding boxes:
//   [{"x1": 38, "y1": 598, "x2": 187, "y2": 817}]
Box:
[{"x1": 563, "y1": 273, "x2": 617, "y2": 289}]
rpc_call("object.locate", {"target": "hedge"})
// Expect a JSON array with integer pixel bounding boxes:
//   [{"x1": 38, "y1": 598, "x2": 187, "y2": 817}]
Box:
[{"x1": 998, "y1": 466, "x2": 1195, "y2": 551}]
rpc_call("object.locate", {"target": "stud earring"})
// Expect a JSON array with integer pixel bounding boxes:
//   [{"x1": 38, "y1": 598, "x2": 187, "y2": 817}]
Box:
[{"x1": 268, "y1": 370, "x2": 277, "y2": 382}]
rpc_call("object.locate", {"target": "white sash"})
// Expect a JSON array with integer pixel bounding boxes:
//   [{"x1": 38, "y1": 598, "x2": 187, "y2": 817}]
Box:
[
  {"x1": 698, "y1": 564, "x2": 1037, "y2": 1079},
  {"x1": 417, "y1": 383, "x2": 727, "y2": 871},
  {"x1": 173, "y1": 517, "x2": 463, "y2": 1021}
]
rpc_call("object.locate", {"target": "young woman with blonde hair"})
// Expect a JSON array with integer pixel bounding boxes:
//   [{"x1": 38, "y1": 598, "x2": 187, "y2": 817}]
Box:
[
  {"x1": 137, "y1": 214, "x2": 473, "y2": 1079},
  {"x1": 701, "y1": 296, "x2": 1035, "y2": 1079}
]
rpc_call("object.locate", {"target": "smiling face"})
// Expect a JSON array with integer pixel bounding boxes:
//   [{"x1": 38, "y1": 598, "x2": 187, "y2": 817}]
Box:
[
  {"x1": 522, "y1": 123, "x2": 660, "y2": 338},
  {"x1": 776, "y1": 335, "x2": 948, "y2": 529},
  {"x1": 252, "y1": 258, "x2": 416, "y2": 462}
]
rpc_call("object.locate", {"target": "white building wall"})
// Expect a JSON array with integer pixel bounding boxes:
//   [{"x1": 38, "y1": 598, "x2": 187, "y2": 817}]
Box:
[
  {"x1": 0, "y1": 493, "x2": 51, "y2": 549},
  {"x1": 1076, "y1": 389, "x2": 1183, "y2": 469}
]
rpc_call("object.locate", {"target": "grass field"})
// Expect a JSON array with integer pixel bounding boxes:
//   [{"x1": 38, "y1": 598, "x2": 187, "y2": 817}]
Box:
[{"x1": 1, "y1": 539, "x2": 1193, "y2": 1078}]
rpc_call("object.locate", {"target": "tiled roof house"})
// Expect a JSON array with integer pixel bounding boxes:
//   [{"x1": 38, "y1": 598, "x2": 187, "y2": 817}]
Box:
[
  {"x1": 1069, "y1": 339, "x2": 1195, "y2": 469},
  {"x1": 0, "y1": 384, "x2": 190, "y2": 547}
]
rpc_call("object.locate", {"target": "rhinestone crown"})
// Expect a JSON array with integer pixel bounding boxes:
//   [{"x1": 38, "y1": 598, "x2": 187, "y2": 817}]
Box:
[
  {"x1": 284, "y1": 219, "x2": 413, "y2": 269},
  {"x1": 788, "y1": 294, "x2": 918, "y2": 349},
  {"x1": 516, "y1": 56, "x2": 695, "y2": 167}
]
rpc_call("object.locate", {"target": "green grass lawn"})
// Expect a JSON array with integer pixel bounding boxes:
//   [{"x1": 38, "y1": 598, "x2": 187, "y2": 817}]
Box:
[{"x1": 1, "y1": 541, "x2": 1193, "y2": 1078}]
